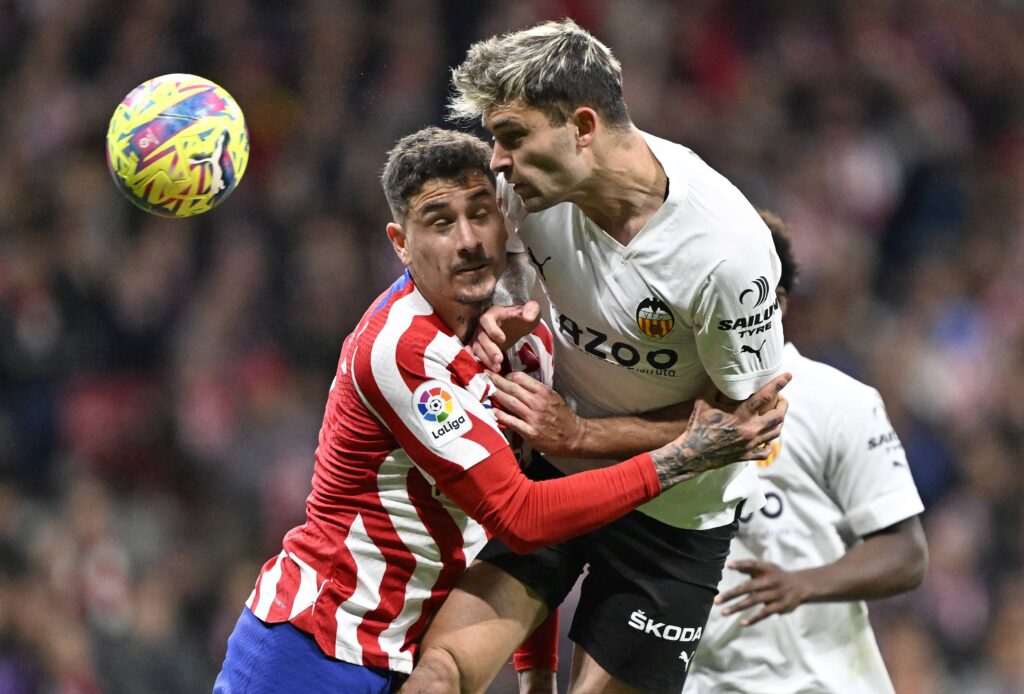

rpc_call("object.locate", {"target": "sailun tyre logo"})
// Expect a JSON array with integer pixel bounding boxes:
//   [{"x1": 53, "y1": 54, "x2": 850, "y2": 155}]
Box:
[
  {"x1": 418, "y1": 386, "x2": 454, "y2": 423},
  {"x1": 739, "y1": 276, "x2": 771, "y2": 307}
]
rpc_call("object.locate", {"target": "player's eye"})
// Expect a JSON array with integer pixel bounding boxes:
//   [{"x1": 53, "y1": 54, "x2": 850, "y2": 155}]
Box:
[{"x1": 496, "y1": 132, "x2": 524, "y2": 149}]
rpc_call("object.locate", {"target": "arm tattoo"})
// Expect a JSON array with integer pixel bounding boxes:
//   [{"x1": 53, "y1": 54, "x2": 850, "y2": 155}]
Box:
[{"x1": 650, "y1": 411, "x2": 741, "y2": 489}]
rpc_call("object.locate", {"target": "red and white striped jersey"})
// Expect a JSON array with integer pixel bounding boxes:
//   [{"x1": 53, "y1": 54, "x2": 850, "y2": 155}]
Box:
[{"x1": 246, "y1": 270, "x2": 555, "y2": 674}]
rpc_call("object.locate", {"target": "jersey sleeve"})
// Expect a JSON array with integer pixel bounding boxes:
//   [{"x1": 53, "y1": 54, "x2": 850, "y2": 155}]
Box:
[
  {"x1": 438, "y1": 448, "x2": 660, "y2": 554},
  {"x1": 354, "y1": 322, "x2": 510, "y2": 484},
  {"x1": 691, "y1": 251, "x2": 785, "y2": 400},
  {"x1": 825, "y1": 387, "x2": 925, "y2": 537}
]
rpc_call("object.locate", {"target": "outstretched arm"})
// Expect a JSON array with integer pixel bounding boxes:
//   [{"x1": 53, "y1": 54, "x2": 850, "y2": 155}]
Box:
[
  {"x1": 443, "y1": 374, "x2": 790, "y2": 553},
  {"x1": 490, "y1": 371, "x2": 695, "y2": 459},
  {"x1": 717, "y1": 515, "x2": 928, "y2": 626}
]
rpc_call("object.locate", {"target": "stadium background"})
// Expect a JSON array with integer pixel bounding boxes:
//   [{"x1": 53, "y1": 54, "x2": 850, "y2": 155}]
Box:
[{"x1": 0, "y1": 0, "x2": 1020, "y2": 691}]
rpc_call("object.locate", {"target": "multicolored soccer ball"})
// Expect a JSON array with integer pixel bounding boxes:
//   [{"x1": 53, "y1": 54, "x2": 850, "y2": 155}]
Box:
[{"x1": 105, "y1": 74, "x2": 249, "y2": 217}]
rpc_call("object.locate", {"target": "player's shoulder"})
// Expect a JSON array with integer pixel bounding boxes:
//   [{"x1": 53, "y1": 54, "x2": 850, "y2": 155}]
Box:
[
  {"x1": 786, "y1": 345, "x2": 883, "y2": 412},
  {"x1": 354, "y1": 273, "x2": 447, "y2": 366}
]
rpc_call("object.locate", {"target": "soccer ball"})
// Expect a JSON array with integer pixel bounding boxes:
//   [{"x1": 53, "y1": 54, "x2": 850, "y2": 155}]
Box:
[{"x1": 105, "y1": 74, "x2": 249, "y2": 217}]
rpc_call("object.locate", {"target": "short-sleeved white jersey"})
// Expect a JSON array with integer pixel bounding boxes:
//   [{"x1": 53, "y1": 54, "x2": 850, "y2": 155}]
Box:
[
  {"x1": 501, "y1": 131, "x2": 782, "y2": 529},
  {"x1": 685, "y1": 344, "x2": 925, "y2": 694}
]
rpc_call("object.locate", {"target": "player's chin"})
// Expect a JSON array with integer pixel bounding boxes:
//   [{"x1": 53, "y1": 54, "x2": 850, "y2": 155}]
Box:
[
  {"x1": 453, "y1": 276, "x2": 497, "y2": 306},
  {"x1": 519, "y1": 193, "x2": 555, "y2": 213}
]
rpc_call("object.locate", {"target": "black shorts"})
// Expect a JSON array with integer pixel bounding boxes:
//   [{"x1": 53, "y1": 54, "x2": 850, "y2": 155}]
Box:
[{"x1": 478, "y1": 457, "x2": 737, "y2": 693}]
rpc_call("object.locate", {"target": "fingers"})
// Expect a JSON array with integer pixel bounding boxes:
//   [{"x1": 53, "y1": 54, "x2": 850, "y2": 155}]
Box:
[
  {"x1": 490, "y1": 391, "x2": 535, "y2": 423},
  {"x1": 503, "y1": 370, "x2": 544, "y2": 393},
  {"x1": 493, "y1": 408, "x2": 536, "y2": 438},
  {"x1": 488, "y1": 372, "x2": 538, "y2": 400},
  {"x1": 737, "y1": 373, "x2": 792, "y2": 417},
  {"x1": 726, "y1": 559, "x2": 765, "y2": 574},
  {"x1": 521, "y1": 300, "x2": 541, "y2": 324},
  {"x1": 741, "y1": 605, "x2": 780, "y2": 627},
  {"x1": 716, "y1": 580, "x2": 758, "y2": 605},
  {"x1": 473, "y1": 330, "x2": 504, "y2": 372},
  {"x1": 479, "y1": 309, "x2": 509, "y2": 346},
  {"x1": 720, "y1": 592, "x2": 768, "y2": 616}
]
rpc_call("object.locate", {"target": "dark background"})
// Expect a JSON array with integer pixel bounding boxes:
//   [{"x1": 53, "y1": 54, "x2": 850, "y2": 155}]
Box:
[{"x1": 0, "y1": 1, "x2": 1020, "y2": 691}]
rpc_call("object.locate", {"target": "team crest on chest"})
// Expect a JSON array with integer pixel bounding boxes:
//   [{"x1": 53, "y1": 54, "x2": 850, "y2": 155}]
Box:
[{"x1": 636, "y1": 296, "x2": 675, "y2": 340}]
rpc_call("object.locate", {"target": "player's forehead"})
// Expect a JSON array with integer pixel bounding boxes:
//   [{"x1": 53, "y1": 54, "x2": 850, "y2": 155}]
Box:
[
  {"x1": 407, "y1": 173, "x2": 496, "y2": 215},
  {"x1": 483, "y1": 101, "x2": 549, "y2": 132}
]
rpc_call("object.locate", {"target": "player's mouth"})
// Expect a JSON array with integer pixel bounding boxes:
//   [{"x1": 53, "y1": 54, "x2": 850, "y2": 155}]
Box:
[{"x1": 452, "y1": 260, "x2": 491, "y2": 274}]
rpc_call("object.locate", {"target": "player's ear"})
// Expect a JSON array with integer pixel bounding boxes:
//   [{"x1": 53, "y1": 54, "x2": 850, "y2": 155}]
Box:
[
  {"x1": 776, "y1": 287, "x2": 788, "y2": 317},
  {"x1": 387, "y1": 222, "x2": 411, "y2": 267},
  {"x1": 572, "y1": 107, "x2": 598, "y2": 148}
]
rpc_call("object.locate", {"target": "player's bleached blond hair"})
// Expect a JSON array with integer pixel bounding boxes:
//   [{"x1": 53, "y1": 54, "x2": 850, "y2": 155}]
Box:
[{"x1": 450, "y1": 18, "x2": 630, "y2": 128}]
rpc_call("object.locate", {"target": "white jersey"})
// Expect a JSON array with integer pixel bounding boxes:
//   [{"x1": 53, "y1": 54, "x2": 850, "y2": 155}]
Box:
[
  {"x1": 501, "y1": 131, "x2": 782, "y2": 529},
  {"x1": 685, "y1": 344, "x2": 925, "y2": 694}
]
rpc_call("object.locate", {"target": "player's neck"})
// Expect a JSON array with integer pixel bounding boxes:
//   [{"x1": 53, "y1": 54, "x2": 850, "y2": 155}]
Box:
[
  {"x1": 572, "y1": 128, "x2": 667, "y2": 246},
  {"x1": 434, "y1": 299, "x2": 484, "y2": 343}
]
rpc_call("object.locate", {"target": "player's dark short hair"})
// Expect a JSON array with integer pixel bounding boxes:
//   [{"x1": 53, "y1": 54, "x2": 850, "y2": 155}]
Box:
[
  {"x1": 381, "y1": 127, "x2": 495, "y2": 220},
  {"x1": 758, "y1": 209, "x2": 800, "y2": 294},
  {"x1": 450, "y1": 18, "x2": 631, "y2": 129}
]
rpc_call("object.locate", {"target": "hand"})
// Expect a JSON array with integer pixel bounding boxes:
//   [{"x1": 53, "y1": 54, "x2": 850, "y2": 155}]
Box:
[
  {"x1": 716, "y1": 560, "x2": 815, "y2": 626},
  {"x1": 488, "y1": 372, "x2": 584, "y2": 457},
  {"x1": 471, "y1": 302, "x2": 541, "y2": 372},
  {"x1": 650, "y1": 373, "x2": 791, "y2": 488}
]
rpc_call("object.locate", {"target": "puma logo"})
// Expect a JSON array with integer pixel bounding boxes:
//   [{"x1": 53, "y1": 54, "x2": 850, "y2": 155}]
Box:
[
  {"x1": 189, "y1": 131, "x2": 228, "y2": 196},
  {"x1": 527, "y1": 246, "x2": 552, "y2": 281},
  {"x1": 741, "y1": 340, "x2": 766, "y2": 363}
]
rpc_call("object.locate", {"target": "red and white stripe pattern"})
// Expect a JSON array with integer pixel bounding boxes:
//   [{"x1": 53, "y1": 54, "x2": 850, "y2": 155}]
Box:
[{"x1": 246, "y1": 273, "x2": 532, "y2": 673}]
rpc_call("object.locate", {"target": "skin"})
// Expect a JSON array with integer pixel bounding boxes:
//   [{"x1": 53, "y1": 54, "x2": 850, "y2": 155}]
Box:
[
  {"x1": 387, "y1": 172, "x2": 507, "y2": 342},
  {"x1": 486, "y1": 102, "x2": 666, "y2": 244}
]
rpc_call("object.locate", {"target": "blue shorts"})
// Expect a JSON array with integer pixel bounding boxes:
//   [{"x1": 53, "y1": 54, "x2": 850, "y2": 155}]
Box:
[{"x1": 213, "y1": 608, "x2": 404, "y2": 693}]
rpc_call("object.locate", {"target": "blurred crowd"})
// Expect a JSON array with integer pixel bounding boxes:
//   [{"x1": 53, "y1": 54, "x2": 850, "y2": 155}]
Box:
[{"x1": 1, "y1": 0, "x2": 1023, "y2": 691}]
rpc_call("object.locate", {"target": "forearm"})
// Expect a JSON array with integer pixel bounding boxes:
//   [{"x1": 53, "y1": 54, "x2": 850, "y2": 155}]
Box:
[
  {"x1": 797, "y1": 518, "x2": 928, "y2": 603},
  {"x1": 493, "y1": 252, "x2": 536, "y2": 306},
  {"x1": 569, "y1": 401, "x2": 694, "y2": 459},
  {"x1": 448, "y1": 450, "x2": 660, "y2": 554}
]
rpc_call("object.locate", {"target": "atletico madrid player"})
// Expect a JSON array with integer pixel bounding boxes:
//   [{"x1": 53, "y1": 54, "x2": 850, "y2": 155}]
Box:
[{"x1": 212, "y1": 127, "x2": 789, "y2": 693}]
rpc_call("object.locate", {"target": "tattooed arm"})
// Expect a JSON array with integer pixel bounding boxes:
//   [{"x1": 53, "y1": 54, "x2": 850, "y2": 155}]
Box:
[{"x1": 650, "y1": 375, "x2": 791, "y2": 490}]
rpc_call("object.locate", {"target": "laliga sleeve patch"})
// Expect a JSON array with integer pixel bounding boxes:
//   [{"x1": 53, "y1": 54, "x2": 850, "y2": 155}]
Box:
[{"x1": 411, "y1": 380, "x2": 473, "y2": 447}]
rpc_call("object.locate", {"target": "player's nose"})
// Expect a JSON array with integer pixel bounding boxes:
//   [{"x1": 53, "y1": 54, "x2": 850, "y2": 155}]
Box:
[
  {"x1": 490, "y1": 143, "x2": 512, "y2": 175},
  {"x1": 453, "y1": 215, "x2": 483, "y2": 250}
]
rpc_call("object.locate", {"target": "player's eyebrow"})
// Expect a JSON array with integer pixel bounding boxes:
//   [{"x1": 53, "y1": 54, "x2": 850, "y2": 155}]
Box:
[
  {"x1": 418, "y1": 200, "x2": 453, "y2": 216},
  {"x1": 465, "y1": 188, "x2": 492, "y2": 203},
  {"x1": 489, "y1": 117, "x2": 524, "y2": 131}
]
